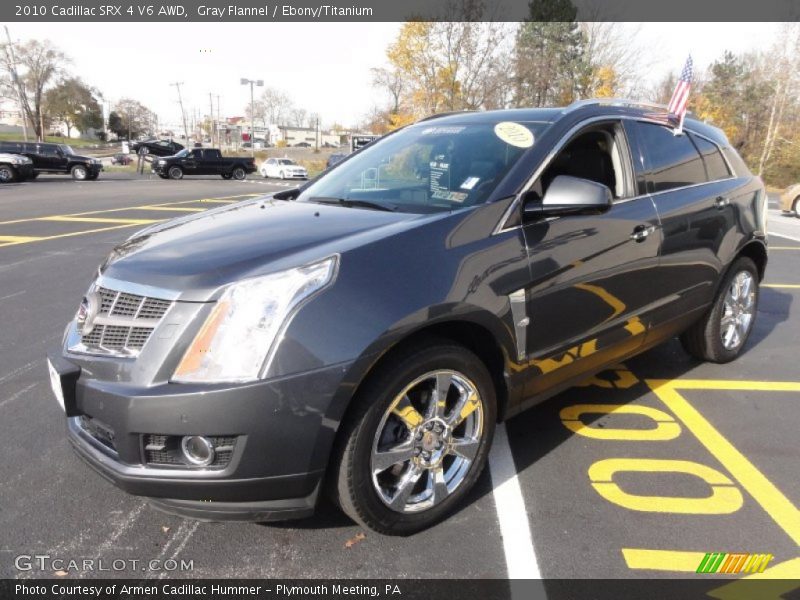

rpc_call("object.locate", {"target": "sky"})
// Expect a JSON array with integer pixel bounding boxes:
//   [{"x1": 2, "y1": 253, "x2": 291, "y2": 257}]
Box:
[{"x1": 5, "y1": 22, "x2": 783, "y2": 131}]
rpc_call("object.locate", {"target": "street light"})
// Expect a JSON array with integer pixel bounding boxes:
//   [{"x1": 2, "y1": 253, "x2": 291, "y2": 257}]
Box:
[{"x1": 240, "y1": 78, "x2": 263, "y2": 156}]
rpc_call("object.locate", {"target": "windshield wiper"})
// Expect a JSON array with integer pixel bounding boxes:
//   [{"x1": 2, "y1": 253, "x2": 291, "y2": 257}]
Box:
[{"x1": 309, "y1": 197, "x2": 397, "y2": 212}]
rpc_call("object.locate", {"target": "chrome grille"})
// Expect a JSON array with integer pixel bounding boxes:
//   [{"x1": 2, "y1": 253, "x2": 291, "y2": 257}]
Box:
[{"x1": 75, "y1": 285, "x2": 173, "y2": 356}]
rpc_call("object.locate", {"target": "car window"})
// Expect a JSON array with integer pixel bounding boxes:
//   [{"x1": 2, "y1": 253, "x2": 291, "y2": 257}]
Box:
[
  {"x1": 279, "y1": 159, "x2": 294, "y2": 165},
  {"x1": 690, "y1": 133, "x2": 731, "y2": 181},
  {"x1": 298, "y1": 121, "x2": 550, "y2": 213},
  {"x1": 38, "y1": 145, "x2": 60, "y2": 157},
  {"x1": 537, "y1": 122, "x2": 630, "y2": 201},
  {"x1": 635, "y1": 122, "x2": 707, "y2": 192}
]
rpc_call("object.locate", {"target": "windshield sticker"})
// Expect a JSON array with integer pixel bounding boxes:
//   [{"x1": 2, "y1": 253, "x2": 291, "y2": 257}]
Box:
[
  {"x1": 420, "y1": 126, "x2": 466, "y2": 136},
  {"x1": 432, "y1": 190, "x2": 468, "y2": 203},
  {"x1": 494, "y1": 122, "x2": 534, "y2": 148},
  {"x1": 429, "y1": 154, "x2": 451, "y2": 197},
  {"x1": 460, "y1": 176, "x2": 480, "y2": 190}
]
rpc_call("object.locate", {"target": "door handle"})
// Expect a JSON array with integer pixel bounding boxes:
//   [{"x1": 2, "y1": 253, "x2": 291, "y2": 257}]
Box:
[
  {"x1": 715, "y1": 196, "x2": 730, "y2": 209},
  {"x1": 630, "y1": 224, "x2": 655, "y2": 242}
]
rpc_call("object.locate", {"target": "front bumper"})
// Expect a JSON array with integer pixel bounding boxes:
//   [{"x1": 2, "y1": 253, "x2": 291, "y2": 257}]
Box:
[{"x1": 52, "y1": 352, "x2": 352, "y2": 521}]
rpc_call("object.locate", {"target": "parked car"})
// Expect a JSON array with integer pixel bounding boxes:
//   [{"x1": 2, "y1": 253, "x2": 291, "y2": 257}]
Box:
[
  {"x1": 110, "y1": 153, "x2": 132, "y2": 166},
  {"x1": 260, "y1": 157, "x2": 308, "y2": 179},
  {"x1": 293, "y1": 142, "x2": 312, "y2": 148},
  {"x1": 779, "y1": 183, "x2": 800, "y2": 216},
  {"x1": 326, "y1": 153, "x2": 347, "y2": 169},
  {"x1": 0, "y1": 141, "x2": 103, "y2": 180},
  {"x1": 48, "y1": 100, "x2": 767, "y2": 535},
  {"x1": 0, "y1": 152, "x2": 34, "y2": 182},
  {"x1": 151, "y1": 148, "x2": 256, "y2": 180},
  {"x1": 130, "y1": 139, "x2": 184, "y2": 157}
]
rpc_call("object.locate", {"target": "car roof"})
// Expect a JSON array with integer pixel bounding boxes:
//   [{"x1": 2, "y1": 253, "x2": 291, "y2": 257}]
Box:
[{"x1": 412, "y1": 100, "x2": 730, "y2": 147}]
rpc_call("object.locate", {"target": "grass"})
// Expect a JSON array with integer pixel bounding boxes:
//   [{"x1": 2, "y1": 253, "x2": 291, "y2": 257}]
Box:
[{"x1": 0, "y1": 132, "x2": 111, "y2": 148}]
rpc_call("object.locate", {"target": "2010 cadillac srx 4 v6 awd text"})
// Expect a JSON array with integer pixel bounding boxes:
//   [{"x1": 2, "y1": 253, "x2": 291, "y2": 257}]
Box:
[{"x1": 48, "y1": 100, "x2": 768, "y2": 535}]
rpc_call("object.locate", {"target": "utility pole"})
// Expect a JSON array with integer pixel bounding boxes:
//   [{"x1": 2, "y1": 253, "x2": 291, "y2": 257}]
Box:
[
  {"x1": 240, "y1": 78, "x2": 263, "y2": 157},
  {"x1": 170, "y1": 82, "x2": 189, "y2": 142},
  {"x1": 216, "y1": 94, "x2": 221, "y2": 148},
  {"x1": 4, "y1": 26, "x2": 28, "y2": 141},
  {"x1": 208, "y1": 92, "x2": 214, "y2": 147}
]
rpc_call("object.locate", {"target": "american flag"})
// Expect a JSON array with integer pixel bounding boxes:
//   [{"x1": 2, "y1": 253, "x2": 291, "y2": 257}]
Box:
[{"x1": 668, "y1": 56, "x2": 693, "y2": 120}]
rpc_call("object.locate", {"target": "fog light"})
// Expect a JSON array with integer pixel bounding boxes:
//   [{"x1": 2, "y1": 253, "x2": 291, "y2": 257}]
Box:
[{"x1": 181, "y1": 435, "x2": 215, "y2": 466}]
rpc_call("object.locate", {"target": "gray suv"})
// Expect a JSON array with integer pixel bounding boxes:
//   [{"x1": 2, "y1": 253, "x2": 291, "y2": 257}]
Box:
[{"x1": 48, "y1": 100, "x2": 768, "y2": 535}]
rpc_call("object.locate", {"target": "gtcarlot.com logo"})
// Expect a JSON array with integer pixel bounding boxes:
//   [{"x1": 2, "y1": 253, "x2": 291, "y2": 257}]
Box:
[
  {"x1": 696, "y1": 552, "x2": 773, "y2": 574},
  {"x1": 14, "y1": 554, "x2": 194, "y2": 573}
]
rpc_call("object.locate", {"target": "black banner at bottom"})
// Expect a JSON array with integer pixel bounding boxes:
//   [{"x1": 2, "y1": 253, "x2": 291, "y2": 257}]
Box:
[{"x1": 2, "y1": 579, "x2": 800, "y2": 600}]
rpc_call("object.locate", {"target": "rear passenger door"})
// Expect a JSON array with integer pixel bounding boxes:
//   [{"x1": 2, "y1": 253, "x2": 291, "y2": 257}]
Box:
[{"x1": 625, "y1": 121, "x2": 736, "y2": 332}]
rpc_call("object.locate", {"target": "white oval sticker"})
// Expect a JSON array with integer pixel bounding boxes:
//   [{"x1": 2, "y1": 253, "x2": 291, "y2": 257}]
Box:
[{"x1": 494, "y1": 122, "x2": 534, "y2": 148}]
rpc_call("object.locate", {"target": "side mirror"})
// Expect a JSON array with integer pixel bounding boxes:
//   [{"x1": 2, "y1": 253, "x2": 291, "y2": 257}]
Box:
[{"x1": 524, "y1": 175, "x2": 612, "y2": 218}]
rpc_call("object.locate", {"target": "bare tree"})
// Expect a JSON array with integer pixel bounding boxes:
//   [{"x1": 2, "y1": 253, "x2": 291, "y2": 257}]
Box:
[
  {"x1": 291, "y1": 107, "x2": 308, "y2": 128},
  {"x1": 0, "y1": 38, "x2": 69, "y2": 140}
]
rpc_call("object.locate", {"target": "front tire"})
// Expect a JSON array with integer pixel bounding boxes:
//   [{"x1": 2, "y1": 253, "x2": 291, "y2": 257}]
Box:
[
  {"x1": 793, "y1": 197, "x2": 800, "y2": 218},
  {"x1": 168, "y1": 166, "x2": 183, "y2": 180},
  {"x1": 279, "y1": 170, "x2": 285, "y2": 180},
  {"x1": 231, "y1": 166, "x2": 246, "y2": 180},
  {"x1": 0, "y1": 165, "x2": 16, "y2": 183},
  {"x1": 330, "y1": 342, "x2": 496, "y2": 535},
  {"x1": 680, "y1": 257, "x2": 759, "y2": 363},
  {"x1": 71, "y1": 165, "x2": 87, "y2": 181}
]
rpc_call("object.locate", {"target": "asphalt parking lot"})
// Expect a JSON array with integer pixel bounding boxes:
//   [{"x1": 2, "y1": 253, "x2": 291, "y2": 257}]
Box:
[{"x1": 0, "y1": 175, "x2": 798, "y2": 584}]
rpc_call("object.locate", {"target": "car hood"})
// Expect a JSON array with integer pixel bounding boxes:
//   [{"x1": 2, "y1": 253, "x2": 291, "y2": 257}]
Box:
[{"x1": 99, "y1": 198, "x2": 422, "y2": 301}]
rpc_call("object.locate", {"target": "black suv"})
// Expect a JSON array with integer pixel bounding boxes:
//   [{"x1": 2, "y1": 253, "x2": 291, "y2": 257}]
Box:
[
  {"x1": 49, "y1": 100, "x2": 767, "y2": 535},
  {"x1": 130, "y1": 139, "x2": 184, "y2": 157},
  {"x1": 0, "y1": 141, "x2": 102, "y2": 180}
]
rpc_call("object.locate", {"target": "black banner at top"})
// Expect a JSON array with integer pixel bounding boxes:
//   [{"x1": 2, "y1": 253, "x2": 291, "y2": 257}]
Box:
[{"x1": 2, "y1": 0, "x2": 800, "y2": 22}]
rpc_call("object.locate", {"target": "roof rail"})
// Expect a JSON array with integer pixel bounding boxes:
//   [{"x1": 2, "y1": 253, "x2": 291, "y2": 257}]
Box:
[
  {"x1": 565, "y1": 98, "x2": 670, "y2": 113},
  {"x1": 418, "y1": 110, "x2": 476, "y2": 122}
]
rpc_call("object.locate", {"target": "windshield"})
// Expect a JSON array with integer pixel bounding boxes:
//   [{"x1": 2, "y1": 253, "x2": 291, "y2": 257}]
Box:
[
  {"x1": 59, "y1": 145, "x2": 75, "y2": 156},
  {"x1": 174, "y1": 149, "x2": 190, "y2": 158},
  {"x1": 278, "y1": 159, "x2": 295, "y2": 165},
  {"x1": 298, "y1": 121, "x2": 549, "y2": 213}
]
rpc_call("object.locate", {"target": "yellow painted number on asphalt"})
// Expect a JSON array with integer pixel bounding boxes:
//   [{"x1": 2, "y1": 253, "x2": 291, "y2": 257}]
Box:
[
  {"x1": 560, "y1": 404, "x2": 681, "y2": 441},
  {"x1": 588, "y1": 458, "x2": 744, "y2": 514}
]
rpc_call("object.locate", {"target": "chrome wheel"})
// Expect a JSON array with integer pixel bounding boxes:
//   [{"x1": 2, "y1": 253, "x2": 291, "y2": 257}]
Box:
[
  {"x1": 0, "y1": 167, "x2": 13, "y2": 182},
  {"x1": 721, "y1": 270, "x2": 755, "y2": 350},
  {"x1": 72, "y1": 166, "x2": 87, "y2": 180},
  {"x1": 371, "y1": 370, "x2": 484, "y2": 514}
]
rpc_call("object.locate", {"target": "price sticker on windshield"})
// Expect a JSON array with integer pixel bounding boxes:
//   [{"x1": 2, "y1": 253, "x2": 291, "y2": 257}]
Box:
[{"x1": 494, "y1": 122, "x2": 534, "y2": 148}]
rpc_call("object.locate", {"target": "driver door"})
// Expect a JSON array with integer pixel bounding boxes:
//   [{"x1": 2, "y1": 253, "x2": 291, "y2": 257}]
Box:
[{"x1": 519, "y1": 121, "x2": 662, "y2": 395}]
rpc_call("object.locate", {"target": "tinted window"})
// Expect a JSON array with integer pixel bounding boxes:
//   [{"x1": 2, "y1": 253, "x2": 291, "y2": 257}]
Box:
[
  {"x1": 636, "y1": 123, "x2": 706, "y2": 192},
  {"x1": 691, "y1": 134, "x2": 731, "y2": 181},
  {"x1": 37, "y1": 144, "x2": 60, "y2": 156}
]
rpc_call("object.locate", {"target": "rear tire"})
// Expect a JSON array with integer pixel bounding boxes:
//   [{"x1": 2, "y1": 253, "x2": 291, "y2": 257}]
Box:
[
  {"x1": 231, "y1": 166, "x2": 246, "y2": 180},
  {"x1": 680, "y1": 257, "x2": 759, "y2": 363},
  {"x1": 221, "y1": 173, "x2": 232, "y2": 180},
  {"x1": 71, "y1": 165, "x2": 87, "y2": 180},
  {"x1": 168, "y1": 166, "x2": 183, "y2": 180},
  {"x1": 329, "y1": 341, "x2": 496, "y2": 535}
]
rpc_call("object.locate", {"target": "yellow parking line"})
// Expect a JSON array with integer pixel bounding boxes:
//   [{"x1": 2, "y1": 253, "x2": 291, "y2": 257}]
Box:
[
  {"x1": 622, "y1": 549, "x2": 706, "y2": 572},
  {"x1": 762, "y1": 284, "x2": 800, "y2": 289},
  {"x1": 38, "y1": 216, "x2": 159, "y2": 224},
  {"x1": 199, "y1": 199, "x2": 239, "y2": 203},
  {"x1": 137, "y1": 206, "x2": 206, "y2": 212},
  {"x1": 647, "y1": 379, "x2": 800, "y2": 545},
  {"x1": 0, "y1": 223, "x2": 147, "y2": 247},
  {"x1": 0, "y1": 235, "x2": 43, "y2": 244},
  {"x1": 0, "y1": 194, "x2": 259, "y2": 226}
]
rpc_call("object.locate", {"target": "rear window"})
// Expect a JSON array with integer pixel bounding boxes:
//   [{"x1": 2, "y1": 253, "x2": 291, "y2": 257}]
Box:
[
  {"x1": 691, "y1": 134, "x2": 731, "y2": 181},
  {"x1": 635, "y1": 122, "x2": 707, "y2": 192}
]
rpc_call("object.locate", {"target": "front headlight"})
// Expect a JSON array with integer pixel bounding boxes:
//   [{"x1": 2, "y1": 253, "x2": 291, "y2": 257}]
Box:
[
  {"x1": 158, "y1": 159, "x2": 166, "y2": 165},
  {"x1": 172, "y1": 256, "x2": 338, "y2": 383}
]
